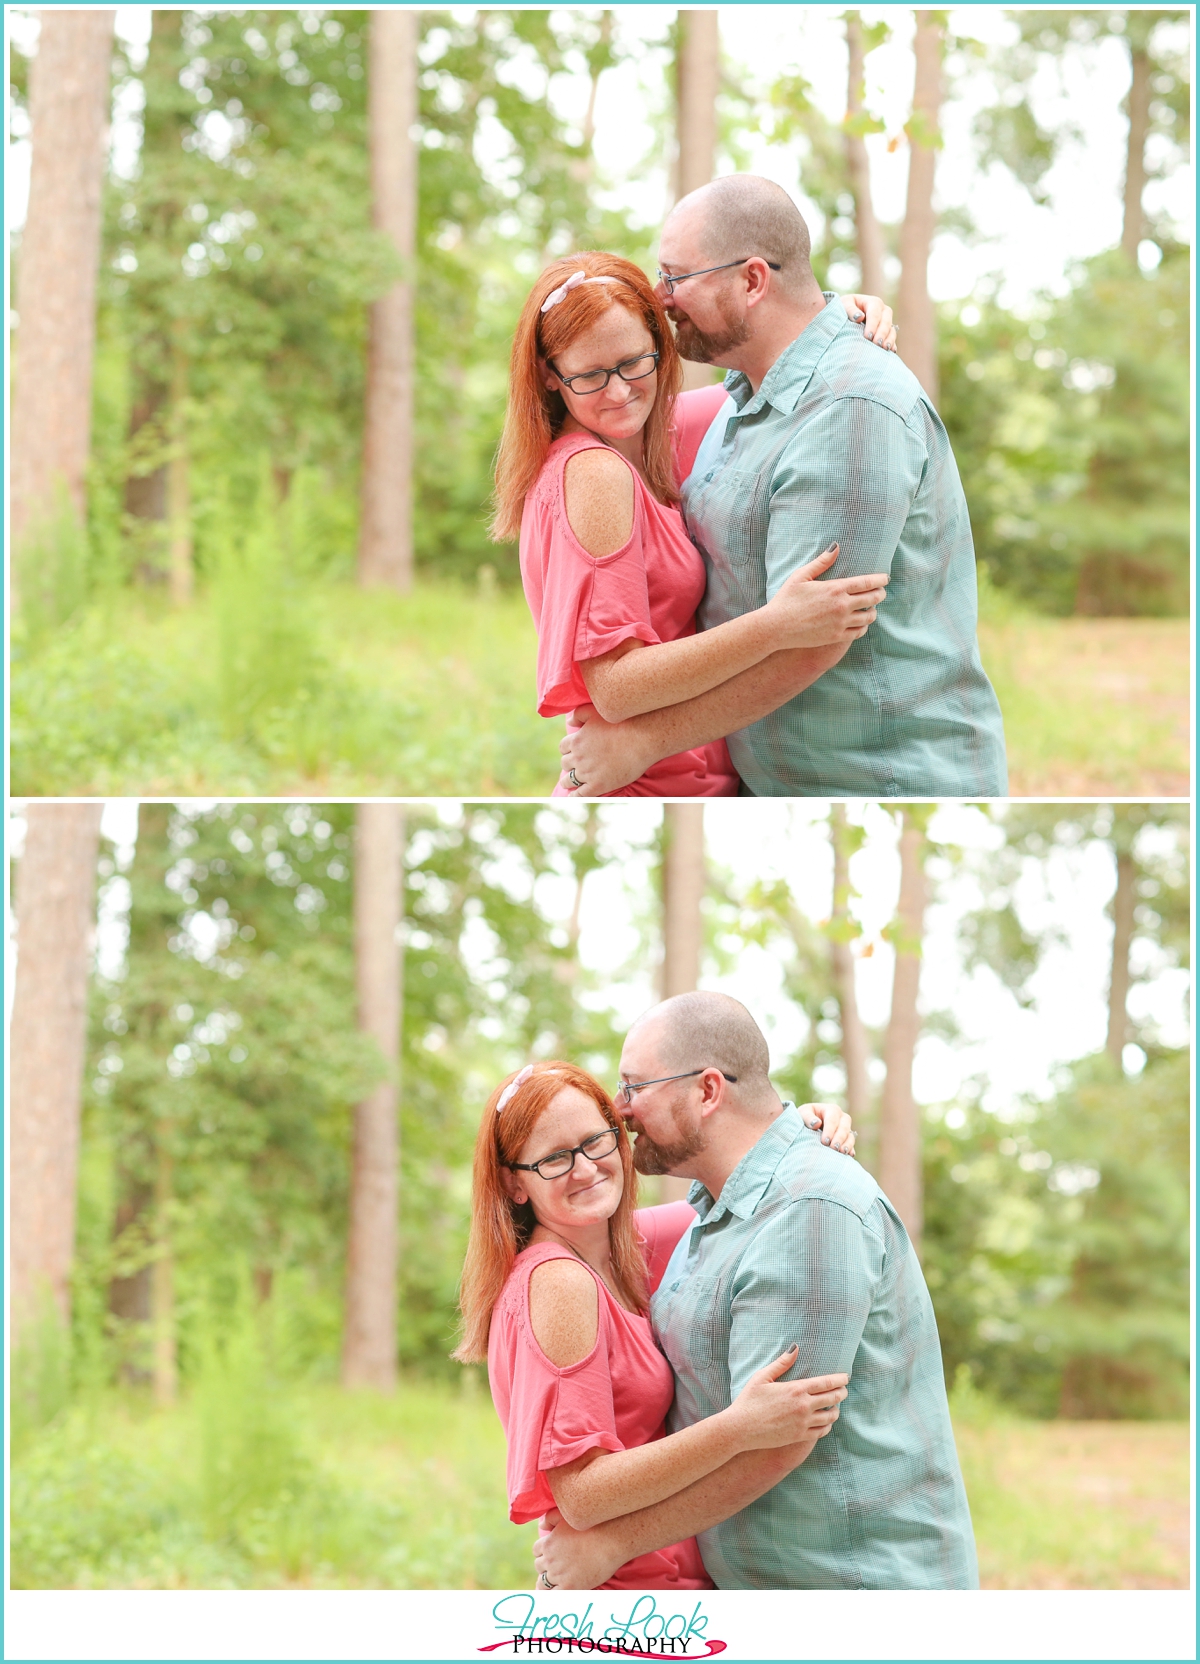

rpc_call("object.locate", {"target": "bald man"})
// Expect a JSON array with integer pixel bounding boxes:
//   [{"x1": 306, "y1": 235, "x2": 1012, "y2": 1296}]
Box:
[
  {"x1": 561, "y1": 174, "x2": 1007, "y2": 800},
  {"x1": 534, "y1": 991, "x2": 978, "y2": 1591}
]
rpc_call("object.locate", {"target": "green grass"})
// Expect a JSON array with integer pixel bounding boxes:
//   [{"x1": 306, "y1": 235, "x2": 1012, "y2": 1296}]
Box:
[
  {"x1": 10, "y1": 578, "x2": 1190, "y2": 799},
  {"x1": 11, "y1": 1375, "x2": 537, "y2": 1590},
  {"x1": 10, "y1": 1373, "x2": 1189, "y2": 1589}
]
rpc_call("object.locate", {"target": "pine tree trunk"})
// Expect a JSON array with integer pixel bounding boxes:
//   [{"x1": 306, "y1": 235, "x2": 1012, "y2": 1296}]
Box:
[
  {"x1": 830, "y1": 806, "x2": 873, "y2": 1161},
  {"x1": 878, "y1": 813, "x2": 927, "y2": 1249},
  {"x1": 359, "y1": 10, "x2": 418, "y2": 592},
  {"x1": 675, "y1": 10, "x2": 722, "y2": 393},
  {"x1": 166, "y1": 337, "x2": 192, "y2": 606},
  {"x1": 1120, "y1": 41, "x2": 1151, "y2": 260},
  {"x1": 10, "y1": 803, "x2": 104, "y2": 1341},
  {"x1": 896, "y1": 11, "x2": 942, "y2": 403},
  {"x1": 152, "y1": 1135, "x2": 177, "y2": 1404},
  {"x1": 10, "y1": 9, "x2": 114, "y2": 597},
  {"x1": 108, "y1": 802, "x2": 172, "y2": 1374},
  {"x1": 343, "y1": 805, "x2": 406, "y2": 1389},
  {"x1": 659, "y1": 805, "x2": 706, "y2": 1202},
  {"x1": 1106, "y1": 846, "x2": 1136, "y2": 1064},
  {"x1": 844, "y1": 12, "x2": 887, "y2": 298}
]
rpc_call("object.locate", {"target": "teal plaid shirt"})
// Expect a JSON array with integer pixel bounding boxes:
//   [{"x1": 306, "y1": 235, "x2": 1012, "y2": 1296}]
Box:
[
  {"x1": 684, "y1": 297, "x2": 1007, "y2": 798},
  {"x1": 651, "y1": 1106, "x2": 979, "y2": 1590}
]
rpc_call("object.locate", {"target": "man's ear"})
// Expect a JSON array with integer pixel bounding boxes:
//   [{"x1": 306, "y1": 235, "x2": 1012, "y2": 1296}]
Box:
[
  {"x1": 697, "y1": 1067, "x2": 729, "y2": 1117},
  {"x1": 743, "y1": 257, "x2": 774, "y2": 310}
]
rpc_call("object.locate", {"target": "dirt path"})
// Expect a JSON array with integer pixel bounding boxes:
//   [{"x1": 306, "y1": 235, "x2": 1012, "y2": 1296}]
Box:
[
  {"x1": 980, "y1": 617, "x2": 1190, "y2": 798},
  {"x1": 956, "y1": 1419, "x2": 1190, "y2": 1588}
]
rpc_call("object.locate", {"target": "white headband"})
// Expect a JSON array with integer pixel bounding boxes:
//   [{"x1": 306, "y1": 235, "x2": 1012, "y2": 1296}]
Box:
[
  {"x1": 497, "y1": 1063, "x2": 540, "y2": 1113},
  {"x1": 540, "y1": 271, "x2": 619, "y2": 313}
]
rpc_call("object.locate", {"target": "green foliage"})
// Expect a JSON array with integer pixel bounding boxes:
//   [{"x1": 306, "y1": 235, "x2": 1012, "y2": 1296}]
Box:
[
  {"x1": 941, "y1": 249, "x2": 1190, "y2": 614},
  {"x1": 923, "y1": 1051, "x2": 1190, "y2": 1418},
  {"x1": 9, "y1": 1372, "x2": 537, "y2": 1589}
]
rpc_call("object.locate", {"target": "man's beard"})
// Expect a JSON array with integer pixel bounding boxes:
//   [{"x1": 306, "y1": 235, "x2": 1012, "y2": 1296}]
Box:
[
  {"x1": 672, "y1": 304, "x2": 751, "y2": 365},
  {"x1": 629, "y1": 1109, "x2": 707, "y2": 1177}
]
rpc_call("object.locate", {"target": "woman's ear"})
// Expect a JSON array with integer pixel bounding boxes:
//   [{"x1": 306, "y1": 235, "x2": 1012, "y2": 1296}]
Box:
[
  {"x1": 499, "y1": 1163, "x2": 526, "y2": 1206},
  {"x1": 538, "y1": 356, "x2": 558, "y2": 394}
]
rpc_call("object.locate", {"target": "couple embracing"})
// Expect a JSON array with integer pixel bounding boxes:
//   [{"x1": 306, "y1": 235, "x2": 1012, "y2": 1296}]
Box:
[
  {"x1": 492, "y1": 174, "x2": 1007, "y2": 800},
  {"x1": 455, "y1": 992, "x2": 978, "y2": 1591}
]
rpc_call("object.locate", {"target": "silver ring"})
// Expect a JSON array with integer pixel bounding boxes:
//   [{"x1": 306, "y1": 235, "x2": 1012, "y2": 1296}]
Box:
[
  {"x1": 539, "y1": 1572, "x2": 556, "y2": 1589},
  {"x1": 568, "y1": 769, "x2": 583, "y2": 790}
]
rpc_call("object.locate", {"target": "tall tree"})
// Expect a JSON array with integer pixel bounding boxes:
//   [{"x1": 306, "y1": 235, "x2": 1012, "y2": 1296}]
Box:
[
  {"x1": 10, "y1": 804, "x2": 104, "y2": 1342},
  {"x1": 974, "y1": 11, "x2": 1188, "y2": 261},
  {"x1": 829, "y1": 806, "x2": 872, "y2": 1153},
  {"x1": 877, "y1": 808, "x2": 929, "y2": 1248},
  {"x1": 842, "y1": 12, "x2": 887, "y2": 297},
  {"x1": 343, "y1": 804, "x2": 406, "y2": 1389},
  {"x1": 895, "y1": 11, "x2": 943, "y2": 402},
  {"x1": 674, "y1": 10, "x2": 721, "y2": 393},
  {"x1": 10, "y1": 10, "x2": 114, "y2": 604},
  {"x1": 659, "y1": 804, "x2": 706, "y2": 1202},
  {"x1": 359, "y1": 10, "x2": 419, "y2": 593}
]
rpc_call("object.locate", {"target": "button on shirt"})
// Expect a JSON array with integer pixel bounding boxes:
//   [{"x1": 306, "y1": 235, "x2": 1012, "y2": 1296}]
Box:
[
  {"x1": 651, "y1": 1106, "x2": 979, "y2": 1589},
  {"x1": 683, "y1": 297, "x2": 1008, "y2": 798}
]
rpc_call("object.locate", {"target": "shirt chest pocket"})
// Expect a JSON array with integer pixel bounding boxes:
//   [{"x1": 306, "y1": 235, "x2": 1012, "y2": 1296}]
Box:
[
  {"x1": 690, "y1": 469, "x2": 767, "y2": 570},
  {"x1": 661, "y1": 1275, "x2": 729, "y2": 1366}
]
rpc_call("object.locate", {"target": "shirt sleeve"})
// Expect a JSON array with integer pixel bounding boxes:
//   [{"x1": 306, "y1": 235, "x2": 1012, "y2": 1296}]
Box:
[
  {"x1": 763, "y1": 396, "x2": 927, "y2": 598},
  {"x1": 726, "y1": 1198, "x2": 884, "y2": 1396},
  {"x1": 490, "y1": 1260, "x2": 627, "y2": 1524},
  {"x1": 520, "y1": 444, "x2": 663, "y2": 718}
]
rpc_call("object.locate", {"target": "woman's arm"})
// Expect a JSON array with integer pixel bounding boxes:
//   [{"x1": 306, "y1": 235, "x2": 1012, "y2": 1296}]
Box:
[
  {"x1": 560, "y1": 640, "x2": 850, "y2": 797},
  {"x1": 530, "y1": 1258, "x2": 847, "y2": 1532},
  {"x1": 564, "y1": 450, "x2": 887, "y2": 725},
  {"x1": 536, "y1": 1439, "x2": 822, "y2": 1590}
]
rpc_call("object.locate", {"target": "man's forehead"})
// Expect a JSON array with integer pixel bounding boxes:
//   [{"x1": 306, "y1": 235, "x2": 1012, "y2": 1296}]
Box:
[
  {"x1": 619, "y1": 1019, "x2": 664, "y2": 1074},
  {"x1": 658, "y1": 205, "x2": 707, "y2": 267}
]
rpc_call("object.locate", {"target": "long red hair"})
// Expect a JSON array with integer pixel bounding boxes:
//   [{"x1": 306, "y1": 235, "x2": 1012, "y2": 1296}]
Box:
[
  {"x1": 490, "y1": 252, "x2": 683, "y2": 543},
  {"x1": 452, "y1": 1060, "x2": 646, "y2": 1364}
]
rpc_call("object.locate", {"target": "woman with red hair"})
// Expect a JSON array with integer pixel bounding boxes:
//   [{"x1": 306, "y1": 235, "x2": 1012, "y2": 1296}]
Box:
[
  {"x1": 454, "y1": 1060, "x2": 853, "y2": 1590},
  {"x1": 492, "y1": 253, "x2": 895, "y2": 796}
]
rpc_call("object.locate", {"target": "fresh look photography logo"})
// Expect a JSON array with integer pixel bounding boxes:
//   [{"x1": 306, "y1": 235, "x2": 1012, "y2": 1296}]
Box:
[{"x1": 479, "y1": 1595, "x2": 728, "y2": 1658}]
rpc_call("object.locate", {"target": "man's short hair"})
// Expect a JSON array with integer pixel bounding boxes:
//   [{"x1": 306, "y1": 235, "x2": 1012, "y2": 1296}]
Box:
[
  {"x1": 632, "y1": 991, "x2": 772, "y2": 1089},
  {"x1": 680, "y1": 175, "x2": 814, "y2": 295}
]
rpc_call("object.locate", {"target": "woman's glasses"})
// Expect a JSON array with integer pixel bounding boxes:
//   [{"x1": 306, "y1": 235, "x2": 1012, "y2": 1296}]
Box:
[
  {"x1": 549, "y1": 352, "x2": 659, "y2": 395},
  {"x1": 507, "y1": 1126, "x2": 622, "y2": 1182}
]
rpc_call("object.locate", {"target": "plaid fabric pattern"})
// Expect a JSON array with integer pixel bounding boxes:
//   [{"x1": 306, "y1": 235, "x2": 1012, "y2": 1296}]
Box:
[
  {"x1": 651, "y1": 1106, "x2": 979, "y2": 1589},
  {"x1": 683, "y1": 296, "x2": 1008, "y2": 798}
]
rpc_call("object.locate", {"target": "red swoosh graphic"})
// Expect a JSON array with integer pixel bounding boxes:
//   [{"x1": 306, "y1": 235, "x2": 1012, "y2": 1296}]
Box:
[{"x1": 478, "y1": 1641, "x2": 727, "y2": 1659}]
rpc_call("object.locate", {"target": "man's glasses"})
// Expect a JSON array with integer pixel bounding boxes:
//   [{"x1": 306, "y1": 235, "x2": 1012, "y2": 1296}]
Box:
[
  {"x1": 616, "y1": 1069, "x2": 737, "y2": 1107},
  {"x1": 506, "y1": 1126, "x2": 622, "y2": 1181},
  {"x1": 656, "y1": 257, "x2": 782, "y2": 296},
  {"x1": 549, "y1": 351, "x2": 660, "y2": 396}
]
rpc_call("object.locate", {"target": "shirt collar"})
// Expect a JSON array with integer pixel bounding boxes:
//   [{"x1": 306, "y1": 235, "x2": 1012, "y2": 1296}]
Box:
[
  {"x1": 722, "y1": 295, "x2": 847, "y2": 419},
  {"x1": 687, "y1": 1103, "x2": 808, "y2": 1224}
]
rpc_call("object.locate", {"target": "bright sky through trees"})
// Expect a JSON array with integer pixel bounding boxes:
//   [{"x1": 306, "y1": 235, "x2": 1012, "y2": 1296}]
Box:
[
  {"x1": 7, "y1": 6, "x2": 1192, "y2": 309},
  {"x1": 77, "y1": 798, "x2": 1191, "y2": 1124}
]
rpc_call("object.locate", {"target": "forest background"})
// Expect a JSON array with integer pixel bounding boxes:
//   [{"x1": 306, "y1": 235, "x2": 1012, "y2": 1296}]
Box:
[
  {"x1": 7, "y1": 5, "x2": 1193, "y2": 798},
  {"x1": 8, "y1": 797, "x2": 1191, "y2": 1590}
]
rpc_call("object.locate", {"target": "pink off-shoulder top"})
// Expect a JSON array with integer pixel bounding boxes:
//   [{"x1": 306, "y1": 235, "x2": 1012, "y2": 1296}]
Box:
[
  {"x1": 518, "y1": 385, "x2": 739, "y2": 798},
  {"x1": 486, "y1": 1201, "x2": 712, "y2": 1590}
]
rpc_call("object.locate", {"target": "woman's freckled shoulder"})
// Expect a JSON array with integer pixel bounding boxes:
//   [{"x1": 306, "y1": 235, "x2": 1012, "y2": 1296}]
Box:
[{"x1": 563, "y1": 447, "x2": 635, "y2": 557}]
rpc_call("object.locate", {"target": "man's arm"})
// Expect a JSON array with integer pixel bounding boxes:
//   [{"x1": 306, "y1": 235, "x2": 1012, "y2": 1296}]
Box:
[
  {"x1": 763, "y1": 395, "x2": 924, "y2": 596},
  {"x1": 534, "y1": 1440, "x2": 823, "y2": 1591},
  {"x1": 535, "y1": 1199, "x2": 881, "y2": 1587},
  {"x1": 559, "y1": 643, "x2": 851, "y2": 797}
]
